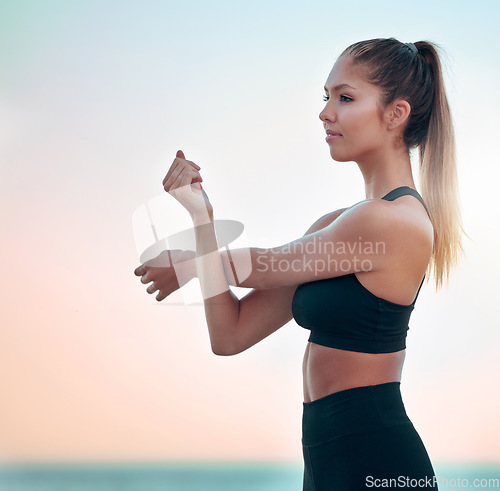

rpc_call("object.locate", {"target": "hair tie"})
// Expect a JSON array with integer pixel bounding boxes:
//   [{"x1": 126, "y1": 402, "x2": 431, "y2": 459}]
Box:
[{"x1": 405, "y1": 42, "x2": 418, "y2": 55}]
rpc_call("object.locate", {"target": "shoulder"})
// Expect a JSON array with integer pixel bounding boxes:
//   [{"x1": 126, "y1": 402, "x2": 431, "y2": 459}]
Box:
[
  {"x1": 303, "y1": 197, "x2": 432, "y2": 268},
  {"x1": 339, "y1": 196, "x2": 431, "y2": 235},
  {"x1": 331, "y1": 197, "x2": 433, "y2": 266}
]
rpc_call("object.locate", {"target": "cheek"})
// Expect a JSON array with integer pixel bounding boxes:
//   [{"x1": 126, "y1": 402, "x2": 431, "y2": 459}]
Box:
[{"x1": 347, "y1": 107, "x2": 381, "y2": 141}]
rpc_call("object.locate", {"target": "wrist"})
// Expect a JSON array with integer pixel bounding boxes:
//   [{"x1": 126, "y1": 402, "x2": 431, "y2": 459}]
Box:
[
  {"x1": 182, "y1": 249, "x2": 197, "y2": 279},
  {"x1": 190, "y1": 208, "x2": 214, "y2": 226}
]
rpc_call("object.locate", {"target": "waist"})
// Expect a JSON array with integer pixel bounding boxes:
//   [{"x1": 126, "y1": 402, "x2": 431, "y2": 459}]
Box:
[
  {"x1": 303, "y1": 342, "x2": 405, "y2": 403},
  {"x1": 302, "y1": 381, "x2": 411, "y2": 446}
]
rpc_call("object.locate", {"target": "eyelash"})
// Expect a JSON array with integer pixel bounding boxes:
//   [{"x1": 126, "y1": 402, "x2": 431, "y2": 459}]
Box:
[{"x1": 323, "y1": 95, "x2": 352, "y2": 103}]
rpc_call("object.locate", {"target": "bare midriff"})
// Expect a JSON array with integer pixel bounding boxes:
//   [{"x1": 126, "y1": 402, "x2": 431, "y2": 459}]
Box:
[{"x1": 302, "y1": 342, "x2": 406, "y2": 403}]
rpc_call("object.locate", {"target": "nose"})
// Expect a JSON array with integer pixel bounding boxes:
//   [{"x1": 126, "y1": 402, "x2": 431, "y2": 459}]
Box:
[{"x1": 319, "y1": 101, "x2": 335, "y2": 125}]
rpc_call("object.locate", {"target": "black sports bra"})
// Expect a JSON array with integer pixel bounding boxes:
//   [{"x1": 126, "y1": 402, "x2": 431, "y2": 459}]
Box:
[{"x1": 291, "y1": 186, "x2": 429, "y2": 354}]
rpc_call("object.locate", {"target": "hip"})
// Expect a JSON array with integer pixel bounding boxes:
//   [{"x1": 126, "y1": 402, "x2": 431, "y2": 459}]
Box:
[
  {"x1": 301, "y1": 381, "x2": 437, "y2": 489},
  {"x1": 302, "y1": 381, "x2": 411, "y2": 446}
]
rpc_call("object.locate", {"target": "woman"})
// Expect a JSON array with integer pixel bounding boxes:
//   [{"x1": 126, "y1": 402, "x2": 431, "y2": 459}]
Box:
[{"x1": 135, "y1": 38, "x2": 462, "y2": 489}]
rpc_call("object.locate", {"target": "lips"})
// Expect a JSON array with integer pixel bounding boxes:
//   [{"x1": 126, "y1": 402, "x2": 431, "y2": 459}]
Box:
[{"x1": 325, "y1": 129, "x2": 342, "y2": 142}]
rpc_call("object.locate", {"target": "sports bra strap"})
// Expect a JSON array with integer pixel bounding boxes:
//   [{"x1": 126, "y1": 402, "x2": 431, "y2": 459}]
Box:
[
  {"x1": 382, "y1": 186, "x2": 429, "y2": 305},
  {"x1": 412, "y1": 274, "x2": 426, "y2": 305},
  {"x1": 381, "y1": 186, "x2": 430, "y2": 219}
]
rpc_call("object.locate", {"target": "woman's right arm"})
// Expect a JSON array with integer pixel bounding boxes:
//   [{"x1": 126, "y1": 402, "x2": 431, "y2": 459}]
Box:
[
  {"x1": 216, "y1": 208, "x2": 346, "y2": 355},
  {"x1": 135, "y1": 208, "x2": 346, "y2": 354}
]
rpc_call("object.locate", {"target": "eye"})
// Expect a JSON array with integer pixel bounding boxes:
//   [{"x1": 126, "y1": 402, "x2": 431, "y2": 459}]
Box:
[{"x1": 323, "y1": 94, "x2": 353, "y2": 103}]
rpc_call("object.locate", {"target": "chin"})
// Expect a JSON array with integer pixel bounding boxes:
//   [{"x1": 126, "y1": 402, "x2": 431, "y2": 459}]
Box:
[{"x1": 329, "y1": 150, "x2": 353, "y2": 163}]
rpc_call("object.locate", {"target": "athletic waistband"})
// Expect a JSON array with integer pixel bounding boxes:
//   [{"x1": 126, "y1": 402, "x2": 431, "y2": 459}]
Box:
[{"x1": 302, "y1": 382, "x2": 411, "y2": 447}]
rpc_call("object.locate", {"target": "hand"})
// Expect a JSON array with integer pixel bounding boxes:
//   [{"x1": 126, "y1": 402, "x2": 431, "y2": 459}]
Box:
[
  {"x1": 162, "y1": 150, "x2": 213, "y2": 219},
  {"x1": 134, "y1": 249, "x2": 196, "y2": 302}
]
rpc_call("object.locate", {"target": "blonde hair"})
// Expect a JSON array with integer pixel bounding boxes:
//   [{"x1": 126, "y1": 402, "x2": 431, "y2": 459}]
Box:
[{"x1": 341, "y1": 38, "x2": 463, "y2": 288}]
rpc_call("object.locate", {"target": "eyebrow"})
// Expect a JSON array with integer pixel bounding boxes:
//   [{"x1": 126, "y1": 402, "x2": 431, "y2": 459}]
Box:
[{"x1": 324, "y1": 83, "x2": 357, "y2": 93}]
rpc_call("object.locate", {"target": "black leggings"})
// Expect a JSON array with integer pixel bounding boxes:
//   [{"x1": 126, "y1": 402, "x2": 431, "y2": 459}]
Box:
[{"x1": 302, "y1": 382, "x2": 437, "y2": 490}]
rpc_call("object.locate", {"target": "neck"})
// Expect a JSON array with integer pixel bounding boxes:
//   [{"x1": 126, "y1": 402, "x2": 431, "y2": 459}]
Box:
[{"x1": 357, "y1": 147, "x2": 416, "y2": 200}]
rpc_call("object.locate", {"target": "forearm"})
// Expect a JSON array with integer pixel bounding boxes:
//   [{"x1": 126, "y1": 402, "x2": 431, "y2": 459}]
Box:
[
  {"x1": 177, "y1": 247, "x2": 270, "y2": 289},
  {"x1": 191, "y1": 213, "x2": 241, "y2": 354}
]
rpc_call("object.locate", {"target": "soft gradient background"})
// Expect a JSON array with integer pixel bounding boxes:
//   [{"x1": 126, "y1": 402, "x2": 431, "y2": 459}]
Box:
[{"x1": 1, "y1": 0, "x2": 499, "y2": 466}]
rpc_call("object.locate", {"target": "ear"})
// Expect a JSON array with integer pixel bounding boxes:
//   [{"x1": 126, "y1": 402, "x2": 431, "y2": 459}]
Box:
[{"x1": 385, "y1": 99, "x2": 411, "y2": 131}]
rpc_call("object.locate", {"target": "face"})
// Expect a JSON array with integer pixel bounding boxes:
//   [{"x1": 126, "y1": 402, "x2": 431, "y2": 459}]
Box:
[{"x1": 319, "y1": 56, "x2": 389, "y2": 163}]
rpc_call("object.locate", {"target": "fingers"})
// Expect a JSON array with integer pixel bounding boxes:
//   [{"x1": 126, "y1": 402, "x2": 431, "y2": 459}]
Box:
[
  {"x1": 134, "y1": 263, "x2": 172, "y2": 302},
  {"x1": 163, "y1": 163, "x2": 190, "y2": 190},
  {"x1": 171, "y1": 166, "x2": 194, "y2": 192},
  {"x1": 167, "y1": 163, "x2": 202, "y2": 188},
  {"x1": 163, "y1": 152, "x2": 201, "y2": 188},
  {"x1": 147, "y1": 280, "x2": 172, "y2": 302},
  {"x1": 138, "y1": 270, "x2": 160, "y2": 295},
  {"x1": 164, "y1": 165, "x2": 203, "y2": 194},
  {"x1": 181, "y1": 150, "x2": 201, "y2": 170},
  {"x1": 147, "y1": 283, "x2": 158, "y2": 294},
  {"x1": 176, "y1": 149, "x2": 200, "y2": 168},
  {"x1": 156, "y1": 290, "x2": 168, "y2": 302}
]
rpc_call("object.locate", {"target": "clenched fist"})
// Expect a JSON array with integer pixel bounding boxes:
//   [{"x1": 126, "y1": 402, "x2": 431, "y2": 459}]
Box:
[{"x1": 163, "y1": 150, "x2": 213, "y2": 219}]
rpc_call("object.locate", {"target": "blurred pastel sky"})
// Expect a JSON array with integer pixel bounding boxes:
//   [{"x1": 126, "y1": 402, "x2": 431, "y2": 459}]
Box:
[{"x1": 1, "y1": 0, "x2": 499, "y2": 464}]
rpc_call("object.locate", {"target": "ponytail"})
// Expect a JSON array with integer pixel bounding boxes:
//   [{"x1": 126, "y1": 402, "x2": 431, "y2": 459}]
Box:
[{"x1": 415, "y1": 42, "x2": 463, "y2": 288}]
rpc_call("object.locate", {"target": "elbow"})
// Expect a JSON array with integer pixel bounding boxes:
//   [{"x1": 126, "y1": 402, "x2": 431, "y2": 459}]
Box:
[
  {"x1": 210, "y1": 339, "x2": 244, "y2": 356},
  {"x1": 212, "y1": 348, "x2": 236, "y2": 356},
  {"x1": 211, "y1": 344, "x2": 238, "y2": 356}
]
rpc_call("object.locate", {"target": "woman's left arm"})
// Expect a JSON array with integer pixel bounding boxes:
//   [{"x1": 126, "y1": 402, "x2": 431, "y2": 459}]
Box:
[{"x1": 162, "y1": 151, "x2": 243, "y2": 349}]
